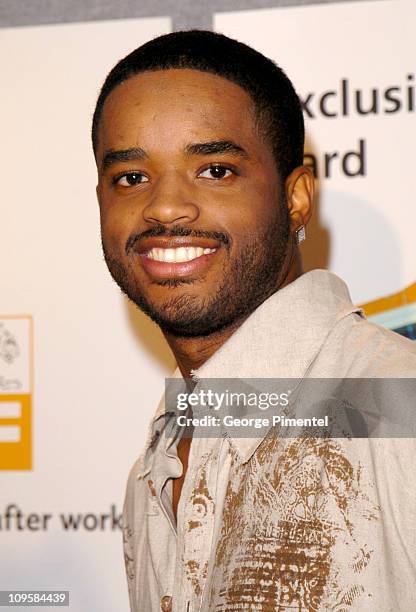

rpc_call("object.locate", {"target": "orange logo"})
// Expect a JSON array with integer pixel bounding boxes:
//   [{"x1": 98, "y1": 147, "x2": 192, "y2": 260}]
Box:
[{"x1": 0, "y1": 316, "x2": 33, "y2": 470}]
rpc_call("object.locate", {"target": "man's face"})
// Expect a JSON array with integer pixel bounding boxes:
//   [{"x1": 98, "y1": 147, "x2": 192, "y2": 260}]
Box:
[{"x1": 96, "y1": 69, "x2": 291, "y2": 336}]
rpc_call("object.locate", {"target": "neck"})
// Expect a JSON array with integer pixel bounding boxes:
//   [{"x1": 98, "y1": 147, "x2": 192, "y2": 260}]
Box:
[
  {"x1": 164, "y1": 246, "x2": 303, "y2": 379},
  {"x1": 164, "y1": 315, "x2": 248, "y2": 380}
]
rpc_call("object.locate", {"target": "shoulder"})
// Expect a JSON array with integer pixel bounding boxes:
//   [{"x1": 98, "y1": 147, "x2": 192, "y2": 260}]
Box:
[{"x1": 322, "y1": 312, "x2": 416, "y2": 376}]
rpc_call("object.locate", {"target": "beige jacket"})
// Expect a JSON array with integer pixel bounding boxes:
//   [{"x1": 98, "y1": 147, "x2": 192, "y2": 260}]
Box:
[{"x1": 123, "y1": 270, "x2": 416, "y2": 611}]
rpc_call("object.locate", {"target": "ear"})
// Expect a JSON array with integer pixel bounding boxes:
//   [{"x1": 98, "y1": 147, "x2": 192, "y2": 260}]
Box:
[{"x1": 285, "y1": 166, "x2": 315, "y2": 233}]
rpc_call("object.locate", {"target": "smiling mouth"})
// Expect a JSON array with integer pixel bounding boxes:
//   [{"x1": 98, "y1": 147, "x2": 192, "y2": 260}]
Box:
[
  {"x1": 132, "y1": 232, "x2": 225, "y2": 281},
  {"x1": 146, "y1": 246, "x2": 217, "y2": 263},
  {"x1": 136, "y1": 241, "x2": 221, "y2": 281}
]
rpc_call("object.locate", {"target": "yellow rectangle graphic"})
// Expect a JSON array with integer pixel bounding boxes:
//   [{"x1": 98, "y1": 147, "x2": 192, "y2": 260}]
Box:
[{"x1": 0, "y1": 394, "x2": 31, "y2": 470}]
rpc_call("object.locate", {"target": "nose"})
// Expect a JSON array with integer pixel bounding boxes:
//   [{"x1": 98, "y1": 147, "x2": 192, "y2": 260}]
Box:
[{"x1": 143, "y1": 173, "x2": 200, "y2": 226}]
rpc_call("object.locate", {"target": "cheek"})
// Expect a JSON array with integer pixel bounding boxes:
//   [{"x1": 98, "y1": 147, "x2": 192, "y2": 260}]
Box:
[
  {"x1": 100, "y1": 208, "x2": 129, "y2": 256},
  {"x1": 99, "y1": 195, "x2": 140, "y2": 255},
  {"x1": 219, "y1": 192, "x2": 279, "y2": 244}
]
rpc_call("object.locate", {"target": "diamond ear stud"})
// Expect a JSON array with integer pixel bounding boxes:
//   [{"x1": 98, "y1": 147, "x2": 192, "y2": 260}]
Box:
[{"x1": 295, "y1": 225, "x2": 306, "y2": 244}]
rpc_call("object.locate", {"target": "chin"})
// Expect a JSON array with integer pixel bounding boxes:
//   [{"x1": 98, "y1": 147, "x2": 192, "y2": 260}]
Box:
[
  {"x1": 157, "y1": 319, "x2": 232, "y2": 338},
  {"x1": 131, "y1": 296, "x2": 232, "y2": 337}
]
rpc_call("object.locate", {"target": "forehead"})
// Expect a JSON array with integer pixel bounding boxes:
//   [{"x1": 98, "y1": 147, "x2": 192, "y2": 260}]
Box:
[{"x1": 97, "y1": 68, "x2": 260, "y2": 155}]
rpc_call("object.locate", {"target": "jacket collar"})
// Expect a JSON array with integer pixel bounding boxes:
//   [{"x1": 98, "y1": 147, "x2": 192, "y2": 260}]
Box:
[{"x1": 193, "y1": 270, "x2": 361, "y2": 380}]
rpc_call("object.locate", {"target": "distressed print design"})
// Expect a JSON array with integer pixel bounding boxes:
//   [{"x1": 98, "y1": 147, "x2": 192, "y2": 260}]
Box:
[
  {"x1": 210, "y1": 436, "x2": 380, "y2": 611},
  {"x1": 183, "y1": 451, "x2": 216, "y2": 597},
  {"x1": 122, "y1": 521, "x2": 135, "y2": 583}
]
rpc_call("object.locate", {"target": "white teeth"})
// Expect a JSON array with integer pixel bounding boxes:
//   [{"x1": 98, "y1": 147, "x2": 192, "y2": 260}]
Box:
[
  {"x1": 187, "y1": 247, "x2": 197, "y2": 260},
  {"x1": 164, "y1": 248, "x2": 175, "y2": 262},
  {"x1": 175, "y1": 247, "x2": 188, "y2": 262},
  {"x1": 147, "y1": 246, "x2": 216, "y2": 262}
]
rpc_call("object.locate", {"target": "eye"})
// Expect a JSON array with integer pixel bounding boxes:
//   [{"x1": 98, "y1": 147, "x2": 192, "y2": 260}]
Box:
[
  {"x1": 114, "y1": 172, "x2": 149, "y2": 187},
  {"x1": 198, "y1": 164, "x2": 234, "y2": 180}
]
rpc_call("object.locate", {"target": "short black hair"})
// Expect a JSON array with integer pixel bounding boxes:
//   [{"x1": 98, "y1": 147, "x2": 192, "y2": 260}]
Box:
[{"x1": 92, "y1": 30, "x2": 304, "y2": 181}]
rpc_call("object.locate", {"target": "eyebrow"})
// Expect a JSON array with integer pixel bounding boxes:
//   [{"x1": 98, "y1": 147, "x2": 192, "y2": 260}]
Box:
[
  {"x1": 102, "y1": 147, "x2": 147, "y2": 170},
  {"x1": 101, "y1": 139, "x2": 249, "y2": 171},
  {"x1": 185, "y1": 140, "x2": 249, "y2": 158}
]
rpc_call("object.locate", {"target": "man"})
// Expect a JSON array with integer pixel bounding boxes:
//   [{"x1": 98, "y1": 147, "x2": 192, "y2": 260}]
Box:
[{"x1": 92, "y1": 31, "x2": 416, "y2": 612}]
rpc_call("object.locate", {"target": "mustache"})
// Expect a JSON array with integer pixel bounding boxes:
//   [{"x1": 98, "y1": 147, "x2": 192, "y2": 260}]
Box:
[{"x1": 125, "y1": 225, "x2": 230, "y2": 254}]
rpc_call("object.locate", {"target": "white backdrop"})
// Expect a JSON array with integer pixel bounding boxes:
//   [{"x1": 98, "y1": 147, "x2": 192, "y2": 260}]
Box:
[{"x1": 1, "y1": 2, "x2": 415, "y2": 610}]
